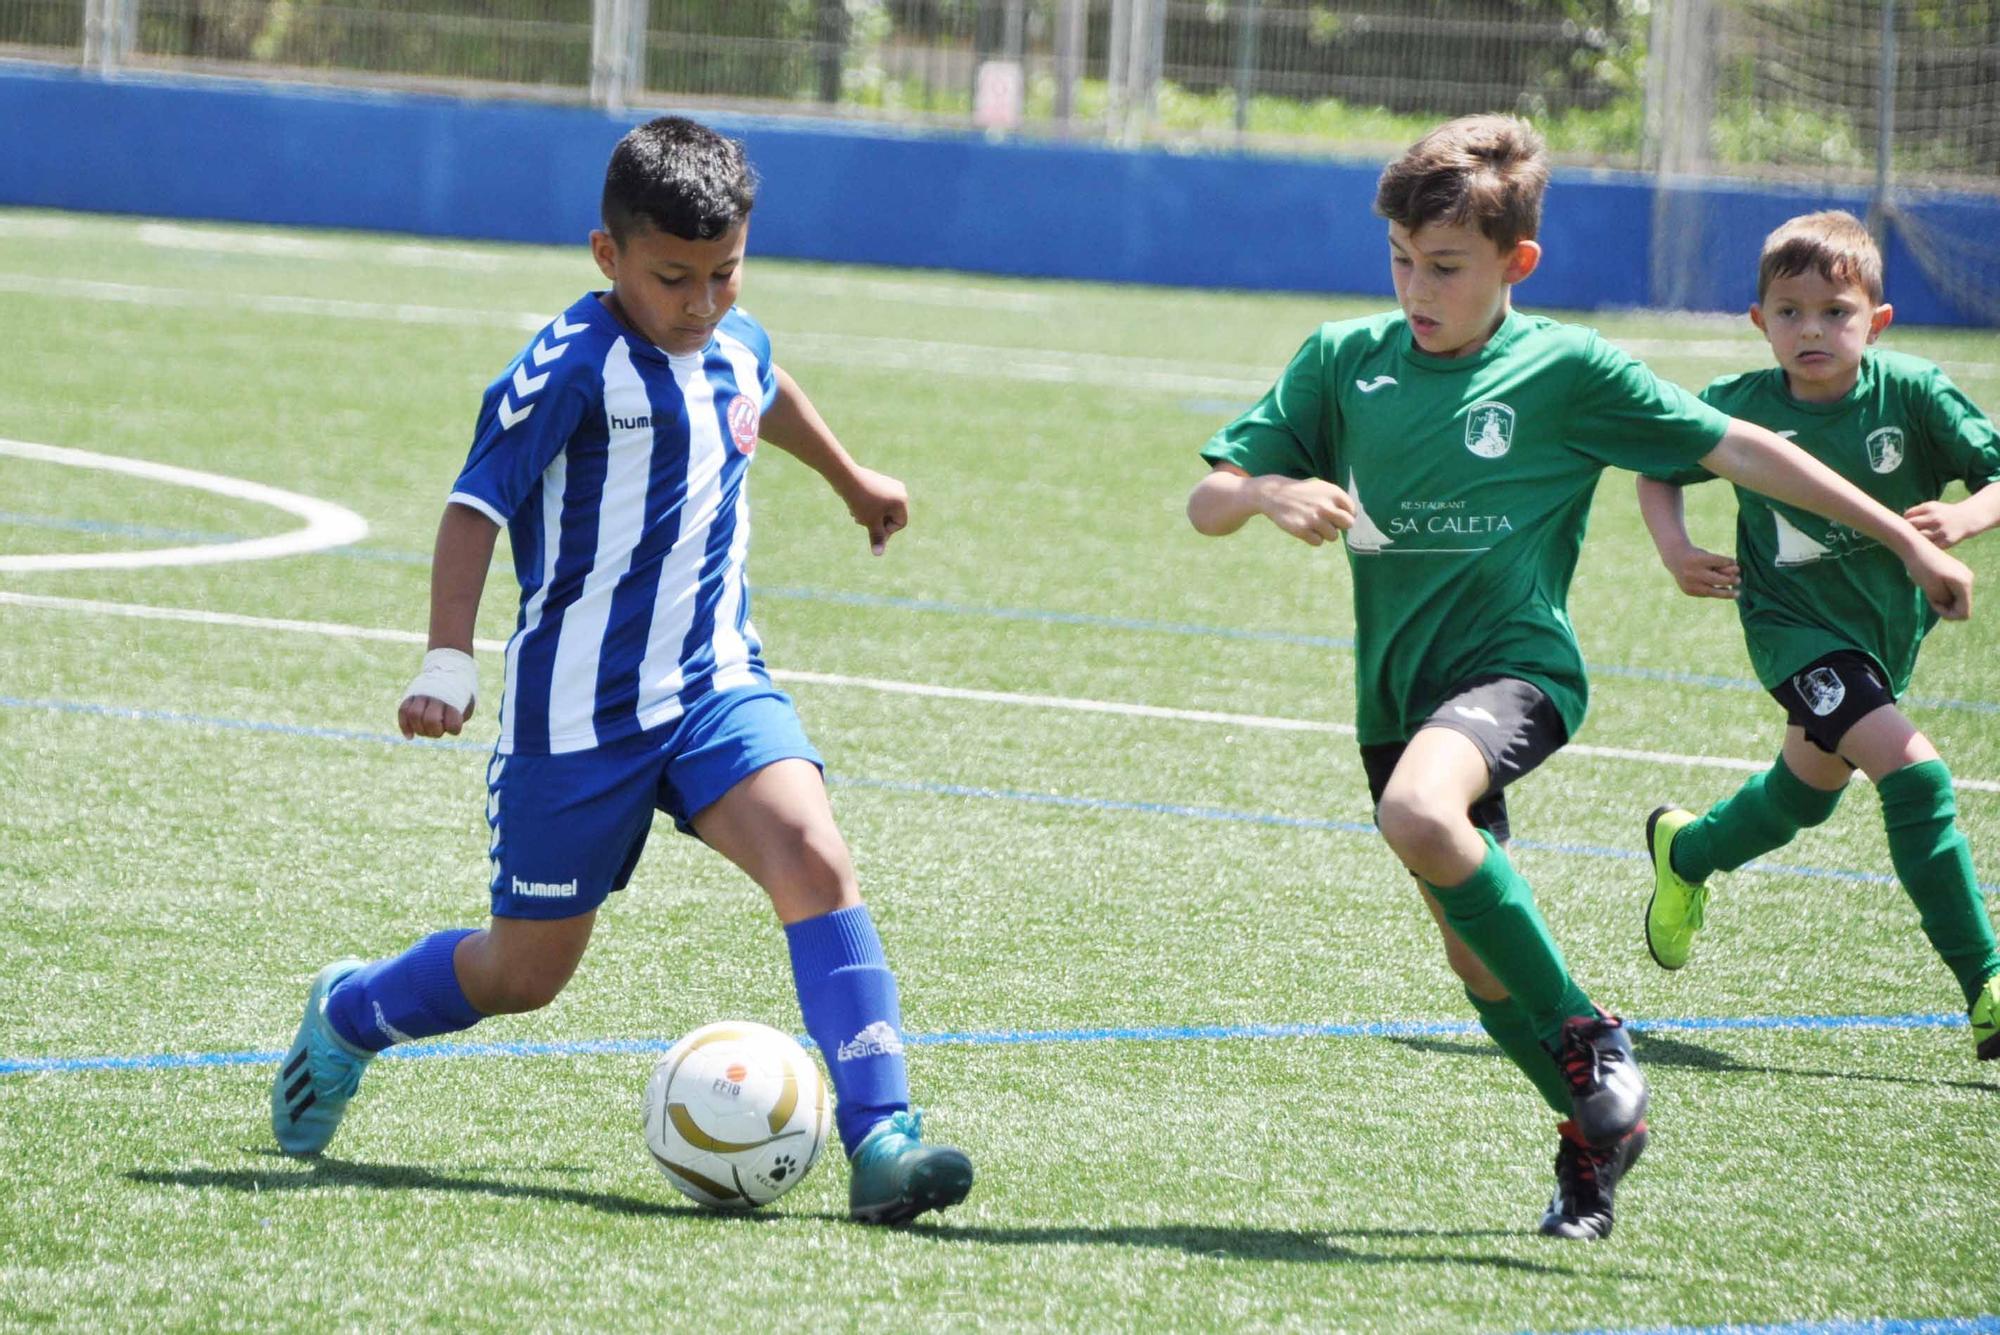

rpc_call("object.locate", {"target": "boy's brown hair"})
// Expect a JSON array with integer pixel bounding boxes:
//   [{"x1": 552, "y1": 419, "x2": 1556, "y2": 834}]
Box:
[
  {"x1": 1757, "y1": 210, "x2": 1884, "y2": 303},
  {"x1": 1374, "y1": 115, "x2": 1549, "y2": 249}
]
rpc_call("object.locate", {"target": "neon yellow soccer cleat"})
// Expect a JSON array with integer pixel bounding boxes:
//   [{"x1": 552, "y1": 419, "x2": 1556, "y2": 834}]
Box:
[
  {"x1": 1971, "y1": 976, "x2": 2000, "y2": 1061},
  {"x1": 1644, "y1": 806, "x2": 1707, "y2": 971}
]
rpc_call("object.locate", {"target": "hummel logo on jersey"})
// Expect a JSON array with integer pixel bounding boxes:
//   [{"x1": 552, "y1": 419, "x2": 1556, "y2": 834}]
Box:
[
  {"x1": 836, "y1": 1020, "x2": 905, "y2": 1062},
  {"x1": 1454, "y1": 705, "x2": 1499, "y2": 727},
  {"x1": 510, "y1": 875, "x2": 578, "y2": 899},
  {"x1": 1356, "y1": 375, "x2": 1398, "y2": 394},
  {"x1": 610, "y1": 413, "x2": 653, "y2": 432},
  {"x1": 496, "y1": 313, "x2": 589, "y2": 431}
]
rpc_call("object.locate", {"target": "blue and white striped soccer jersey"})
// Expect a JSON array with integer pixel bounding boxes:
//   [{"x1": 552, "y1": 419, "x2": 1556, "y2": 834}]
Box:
[
  {"x1": 452, "y1": 294, "x2": 784, "y2": 757},
  {"x1": 452, "y1": 293, "x2": 822, "y2": 918}
]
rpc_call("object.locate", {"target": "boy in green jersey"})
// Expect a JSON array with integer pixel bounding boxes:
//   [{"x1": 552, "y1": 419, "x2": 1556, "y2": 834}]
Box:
[
  {"x1": 1636, "y1": 211, "x2": 2000, "y2": 1058},
  {"x1": 1190, "y1": 121, "x2": 1973, "y2": 1240}
]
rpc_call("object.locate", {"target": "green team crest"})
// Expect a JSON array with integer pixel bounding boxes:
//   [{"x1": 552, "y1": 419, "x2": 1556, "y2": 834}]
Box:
[
  {"x1": 1464, "y1": 401, "x2": 1515, "y2": 458},
  {"x1": 1865, "y1": 426, "x2": 1905, "y2": 473}
]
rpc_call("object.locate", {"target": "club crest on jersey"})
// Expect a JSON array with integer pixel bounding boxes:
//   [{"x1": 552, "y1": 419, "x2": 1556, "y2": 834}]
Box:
[
  {"x1": 1797, "y1": 666, "x2": 1847, "y2": 717},
  {"x1": 1464, "y1": 401, "x2": 1515, "y2": 458},
  {"x1": 1865, "y1": 426, "x2": 1904, "y2": 474},
  {"x1": 727, "y1": 394, "x2": 760, "y2": 455}
]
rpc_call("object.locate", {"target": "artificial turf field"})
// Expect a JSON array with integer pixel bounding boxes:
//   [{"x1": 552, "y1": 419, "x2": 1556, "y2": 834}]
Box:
[{"x1": 2, "y1": 207, "x2": 1998, "y2": 1333}]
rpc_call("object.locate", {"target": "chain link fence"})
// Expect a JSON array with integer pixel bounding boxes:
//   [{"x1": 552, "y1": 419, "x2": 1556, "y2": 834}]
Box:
[
  {"x1": 2, "y1": 1, "x2": 1648, "y2": 157},
  {"x1": 5, "y1": 1, "x2": 1994, "y2": 181},
  {"x1": 4, "y1": 0, "x2": 1996, "y2": 311}
]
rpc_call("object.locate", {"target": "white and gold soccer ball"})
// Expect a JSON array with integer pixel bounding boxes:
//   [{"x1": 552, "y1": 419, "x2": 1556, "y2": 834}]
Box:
[{"x1": 642, "y1": 1020, "x2": 830, "y2": 1210}]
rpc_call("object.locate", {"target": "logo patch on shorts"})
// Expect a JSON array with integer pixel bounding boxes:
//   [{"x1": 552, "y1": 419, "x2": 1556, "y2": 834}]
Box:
[
  {"x1": 1798, "y1": 666, "x2": 1847, "y2": 717},
  {"x1": 1464, "y1": 401, "x2": 1515, "y2": 458},
  {"x1": 1865, "y1": 427, "x2": 1904, "y2": 474},
  {"x1": 727, "y1": 394, "x2": 759, "y2": 455}
]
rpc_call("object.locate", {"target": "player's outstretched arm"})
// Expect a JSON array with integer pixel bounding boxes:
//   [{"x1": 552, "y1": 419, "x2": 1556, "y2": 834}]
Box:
[
  {"x1": 1701, "y1": 418, "x2": 1973, "y2": 619},
  {"x1": 1907, "y1": 483, "x2": 2000, "y2": 551},
  {"x1": 762, "y1": 365, "x2": 906, "y2": 555},
  {"x1": 1188, "y1": 463, "x2": 1354, "y2": 545},
  {"x1": 1636, "y1": 476, "x2": 1739, "y2": 599},
  {"x1": 398, "y1": 501, "x2": 500, "y2": 739}
]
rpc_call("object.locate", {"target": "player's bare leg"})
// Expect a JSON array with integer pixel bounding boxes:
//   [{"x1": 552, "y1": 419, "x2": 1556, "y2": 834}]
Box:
[{"x1": 695, "y1": 760, "x2": 973, "y2": 1224}]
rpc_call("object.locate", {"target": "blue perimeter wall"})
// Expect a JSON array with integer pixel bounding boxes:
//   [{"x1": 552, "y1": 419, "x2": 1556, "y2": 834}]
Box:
[{"x1": 1, "y1": 61, "x2": 1991, "y2": 327}]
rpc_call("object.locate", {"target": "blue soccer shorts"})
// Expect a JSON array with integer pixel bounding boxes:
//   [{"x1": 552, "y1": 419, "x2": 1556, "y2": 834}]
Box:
[{"x1": 485, "y1": 685, "x2": 823, "y2": 920}]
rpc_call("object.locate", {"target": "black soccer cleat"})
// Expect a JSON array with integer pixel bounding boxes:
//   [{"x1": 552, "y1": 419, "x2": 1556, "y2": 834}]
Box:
[
  {"x1": 1539, "y1": 1119, "x2": 1648, "y2": 1240},
  {"x1": 1550, "y1": 1010, "x2": 1648, "y2": 1147}
]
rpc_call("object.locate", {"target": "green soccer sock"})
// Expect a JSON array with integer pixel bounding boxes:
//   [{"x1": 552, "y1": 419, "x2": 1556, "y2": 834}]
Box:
[
  {"x1": 1878, "y1": 760, "x2": 2000, "y2": 1009},
  {"x1": 1464, "y1": 987, "x2": 1572, "y2": 1115},
  {"x1": 1424, "y1": 832, "x2": 1595, "y2": 1046},
  {"x1": 1671, "y1": 757, "x2": 1845, "y2": 885}
]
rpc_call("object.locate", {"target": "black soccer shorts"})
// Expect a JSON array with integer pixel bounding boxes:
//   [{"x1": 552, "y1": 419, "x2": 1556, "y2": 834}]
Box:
[
  {"x1": 1359, "y1": 676, "x2": 1569, "y2": 846},
  {"x1": 1770, "y1": 649, "x2": 1896, "y2": 760}
]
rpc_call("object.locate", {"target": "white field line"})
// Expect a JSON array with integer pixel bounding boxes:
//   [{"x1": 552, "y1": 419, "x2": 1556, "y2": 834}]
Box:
[
  {"x1": 0, "y1": 441, "x2": 368, "y2": 572},
  {"x1": 4, "y1": 215, "x2": 1055, "y2": 310},
  {"x1": 0, "y1": 273, "x2": 547, "y2": 332},
  {"x1": 3, "y1": 590, "x2": 1994, "y2": 793},
  {"x1": 10, "y1": 269, "x2": 1997, "y2": 392},
  {"x1": 0, "y1": 272, "x2": 1266, "y2": 397},
  {"x1": 135, "y1": 222, "x2": 508, "y2": 271}
]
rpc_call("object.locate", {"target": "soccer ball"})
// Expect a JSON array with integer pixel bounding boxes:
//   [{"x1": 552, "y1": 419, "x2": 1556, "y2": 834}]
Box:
[{"x1": 642, "y1": 1020, "x2": 830, "y2": 1210}]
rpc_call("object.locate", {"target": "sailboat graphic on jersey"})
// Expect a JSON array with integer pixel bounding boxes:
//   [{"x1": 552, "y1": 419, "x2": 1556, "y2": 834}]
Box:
[
  {"x1": 1344, "y1": 470, "x2": 1395, "y2": 553},
  {"x1": 1772, "y1": 510, "x2": 1835, "y2": 566}
]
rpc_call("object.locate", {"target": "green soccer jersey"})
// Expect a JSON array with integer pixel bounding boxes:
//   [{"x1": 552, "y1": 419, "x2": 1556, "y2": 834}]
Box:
[
  {"x1": 1203, "y1": 309, "x2": 1730, "y2": 745},
  {"x1": 1667, "y1": 349, "x2": 2000, "y2": 695}
]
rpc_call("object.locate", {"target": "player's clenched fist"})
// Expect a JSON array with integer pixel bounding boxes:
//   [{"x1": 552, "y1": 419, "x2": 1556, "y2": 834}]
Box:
[
  {"x1": 1257, "y1": 476, "x2": 1357, "y2": 546},
  {"x1": 399, "y1": 647, "x2": 478, "y2": 738}
]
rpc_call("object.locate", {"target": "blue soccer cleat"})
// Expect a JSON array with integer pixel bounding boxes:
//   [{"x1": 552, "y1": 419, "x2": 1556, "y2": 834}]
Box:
[
  {"x1": 270, "y1": 960, "x2": 375, "y2": 1156},
  {"x1": 847, "y1": 1109, "x2": 974, "y2": 1226}
]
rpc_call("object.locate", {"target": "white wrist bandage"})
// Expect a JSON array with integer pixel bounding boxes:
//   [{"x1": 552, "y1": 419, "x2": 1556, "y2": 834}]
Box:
[{"x1": 403, "y1": 648, "x2": 478, "y2": 713}]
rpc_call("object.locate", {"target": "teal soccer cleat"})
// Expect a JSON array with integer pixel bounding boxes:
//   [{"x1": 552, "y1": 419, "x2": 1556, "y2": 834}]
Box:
[
  {"x1": 847, "y1": 1109, "x2": 974, "y2": 1226},
  {"x1": 270, "y1": 960, "x2": 375, "y2": 1156}
]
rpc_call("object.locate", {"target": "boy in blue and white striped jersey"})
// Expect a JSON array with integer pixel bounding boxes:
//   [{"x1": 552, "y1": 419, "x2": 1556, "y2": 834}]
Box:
[{"x1": 270, "y1": 117, "x2": 972, "y2": 1226}]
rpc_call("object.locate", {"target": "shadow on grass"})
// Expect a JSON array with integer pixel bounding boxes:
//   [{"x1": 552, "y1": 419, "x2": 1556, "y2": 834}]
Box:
[
  {"x1": 1385, "y1": 1031, "x2": 2000, "y2": 1095},
  {"x1": 126, "y1": 1151, "x2": 733, "y2": 1221},
  {"x1": 910, "y1": 1221, "x2": 1602, "y2": 1274},
  {"x1": 128, "y1": 1157, "x2": 1610, "y2": 1272}
]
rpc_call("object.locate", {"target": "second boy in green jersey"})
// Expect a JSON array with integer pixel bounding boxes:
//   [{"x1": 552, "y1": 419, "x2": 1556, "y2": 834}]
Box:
[
  {"x1": 1637, "y1": 210, "x2": 2000, "y2": 1057},
  {"x1": 1189, "y1": 119, "x2": 1973, "y2": 1241}
]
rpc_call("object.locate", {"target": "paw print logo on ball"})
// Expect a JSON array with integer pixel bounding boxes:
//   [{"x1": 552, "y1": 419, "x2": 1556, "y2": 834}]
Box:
[{"x1": 769, "y1": 1153, "x2": 798, "y2": 1182}]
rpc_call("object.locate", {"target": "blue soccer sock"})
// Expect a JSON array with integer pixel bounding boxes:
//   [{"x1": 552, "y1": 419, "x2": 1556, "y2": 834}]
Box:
[
  {"x1": 785, "y1": 905, "x2": 911, "y2": 1157},
  {"x1": 324, "y1": 929, "x2": 484, "y2": 1053}
]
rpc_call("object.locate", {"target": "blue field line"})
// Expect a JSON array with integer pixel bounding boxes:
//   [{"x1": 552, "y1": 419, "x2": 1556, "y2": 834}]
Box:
[
  {"x1": 6, "y1": 695, "x2": 1998, "y2": 896},
  {"x1": 0, "y1": 1010, "x2": 1973, "y2": 1079},
  {"x1": 1549, "y1": 1317, "x2": 2000, "y2": 1335},
  {"x1": 10, "y1": 510, "x2": 1996, "y2": 715}
]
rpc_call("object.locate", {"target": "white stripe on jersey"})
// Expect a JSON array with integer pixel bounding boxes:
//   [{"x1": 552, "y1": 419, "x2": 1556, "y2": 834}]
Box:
[
  {"x1": 634, "y1": 351, "x2": 729, "y2": 731},
  {"x1": 544, "y1": 340, "x2": 657, "y2": 753},
  {"x1": 707, "y1": 330, "x2": 762, "y2": 693},
  {"x1": 500, "y1": 453, "x2": 569, "y2": 754},
  {"x1": 710, "y1": 483, "x2": 757, "y2": 694}
]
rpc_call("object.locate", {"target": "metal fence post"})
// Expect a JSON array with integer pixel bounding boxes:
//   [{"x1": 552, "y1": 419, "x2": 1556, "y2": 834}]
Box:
[
  {"x1": 1053, "y1": 0, "x2": 1085, "y2": 132},
  {"x1": 590, "y1": 0, "x2": 647, "y2": 114},
  {"x1": 816, "y1": 0, "x2": 847, "y2": 105},
  {"x1": 1232, "y1": 0, "x2": 1262, "y2": 139},
  {"x1": 1106, "y1": 0, "x2": 1132, "y2": 138},
  {"x1": 1868, "y1": 0, "x2": 1898, "y2": 246},
  {"x1": 82, "y1": 0, "x2": 136, "y2": 74}
]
